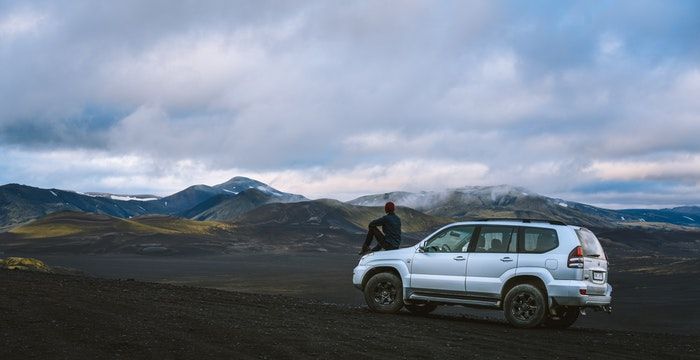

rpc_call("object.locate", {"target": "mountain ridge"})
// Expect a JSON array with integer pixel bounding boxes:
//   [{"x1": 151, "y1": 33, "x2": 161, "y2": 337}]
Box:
[{"x1": 2, "y1": 179, "x2": 699, "y2": 231}]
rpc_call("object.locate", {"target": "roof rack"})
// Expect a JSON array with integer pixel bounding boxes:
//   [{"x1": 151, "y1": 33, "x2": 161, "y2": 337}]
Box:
[{"x1": 474, "y1": 218, "x2": 567, "y2": 226}]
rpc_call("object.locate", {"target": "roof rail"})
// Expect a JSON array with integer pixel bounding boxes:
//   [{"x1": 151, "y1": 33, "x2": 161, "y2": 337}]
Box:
[{"x1": 474, "y1": 218, "x2": 567, "y2": 226}]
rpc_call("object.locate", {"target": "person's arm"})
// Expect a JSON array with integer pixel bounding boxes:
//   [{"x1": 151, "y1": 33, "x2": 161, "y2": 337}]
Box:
[{"x1": 368, "y1": 215, "x2": 387, "y2": 227}]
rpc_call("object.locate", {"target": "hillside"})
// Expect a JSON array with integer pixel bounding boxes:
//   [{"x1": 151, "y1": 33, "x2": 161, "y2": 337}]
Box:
[
  {"x1": 619, "y1": 206, "x2": 700, "y2": 227},
  {"x1": 0, "y1": 269, "x2": 696, "y2": 360},
  {"x1": 2, "y1": 211, "x2": 237, "y2": 255},
  {"x1": 234, "y1": 199, "x2": 450, "y2": 234},
  {"x1": 0, "y1": 203, "x2": 450, "y2": 254}
]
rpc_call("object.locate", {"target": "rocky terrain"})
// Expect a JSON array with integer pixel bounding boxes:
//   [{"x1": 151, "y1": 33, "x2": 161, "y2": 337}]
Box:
[{"x1": 1, "y1": 269, "x2": 697, "y2": 360}]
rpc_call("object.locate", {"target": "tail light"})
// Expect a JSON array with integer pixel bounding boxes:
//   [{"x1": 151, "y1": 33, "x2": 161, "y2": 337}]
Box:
[{"x1": 568, "y1": 246, "x2": 584, "y2": 268}]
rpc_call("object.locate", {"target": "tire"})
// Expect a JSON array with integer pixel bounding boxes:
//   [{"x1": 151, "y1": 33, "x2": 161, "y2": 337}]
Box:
[
  {"x1": 544, "y1": 306, "x2": 580, "y2": 329},
  {"x1": 503, "y1": 284, "x2": 547, "y2": 328},
  {"x1": 405, "y1": 303, "x2": 438, "y2": 315},
  {"x1": 364, "y1": 272, "x2": 404, "y2": 314}
]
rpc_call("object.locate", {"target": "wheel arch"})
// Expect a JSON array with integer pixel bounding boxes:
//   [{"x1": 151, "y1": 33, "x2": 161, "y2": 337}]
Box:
[
  {"x1": 361, "y1": 264, "x2": 405, "y2": 290},
  {"x1": 500, "y1": 274, "x2": 549, "y2": 303}
]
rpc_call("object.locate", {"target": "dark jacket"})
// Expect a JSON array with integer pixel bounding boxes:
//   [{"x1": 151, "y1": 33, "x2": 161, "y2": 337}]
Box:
[{"x1": 369, "y1": 212, "x2": 402, "y2": 247}]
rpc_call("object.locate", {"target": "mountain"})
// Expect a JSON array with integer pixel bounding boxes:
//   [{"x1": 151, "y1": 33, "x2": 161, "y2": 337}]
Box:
[
  {"x1": 349, "y1": 185, "x2": 623, "y2": 227},
  {"x1": 0, "y1": 184, "x2": 166, "y2": 230},
  {"x1": 182, "y1": 188, "x2": 277, "y2": 221},
  {"x1": 619, "y1": 206, "x2": 700, "y2": 227},
  {"x1": 213, "y1": 176, "x2": 307, "y2": 202},
  {"x1": 153, "y1": 177, "x2": 307, "y2": 215},
  {"x1": 0, "y1": 177, "x2": 307, "y2": 230}
]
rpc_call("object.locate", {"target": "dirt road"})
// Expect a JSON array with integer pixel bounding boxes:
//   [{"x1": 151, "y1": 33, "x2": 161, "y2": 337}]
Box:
[{"x1": 1, "y1": 270, "x2": 697, "y2": 359}]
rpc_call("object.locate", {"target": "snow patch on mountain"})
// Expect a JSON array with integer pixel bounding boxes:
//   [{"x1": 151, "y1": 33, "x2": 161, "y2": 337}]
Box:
[{"x1": 110, "y1": 195, "x2": 158, "y2": 201}]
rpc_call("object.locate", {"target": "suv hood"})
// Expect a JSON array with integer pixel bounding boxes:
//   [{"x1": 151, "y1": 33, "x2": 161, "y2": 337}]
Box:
[{"x1": 360, "y1": 246, "x2": 416, "y2": 263}]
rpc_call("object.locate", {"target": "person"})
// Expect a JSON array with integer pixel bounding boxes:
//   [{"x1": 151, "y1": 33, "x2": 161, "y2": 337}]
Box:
[{"x1": 359, "y1": 201, "x2": 401, "y2": 255}]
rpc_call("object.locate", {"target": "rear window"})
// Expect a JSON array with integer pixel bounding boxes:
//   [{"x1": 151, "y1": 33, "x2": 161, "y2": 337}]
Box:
[
  {"x1": 520, "y1": 228, "x2": 558, "y2": 253},
  {"x1": 575, "y1": 228, "x2": 606, "y2": 259}
]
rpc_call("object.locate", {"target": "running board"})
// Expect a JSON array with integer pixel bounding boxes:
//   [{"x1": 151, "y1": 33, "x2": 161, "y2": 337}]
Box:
[{"x1": 408, "y1": 294, "x2": 500, "y2": 308}]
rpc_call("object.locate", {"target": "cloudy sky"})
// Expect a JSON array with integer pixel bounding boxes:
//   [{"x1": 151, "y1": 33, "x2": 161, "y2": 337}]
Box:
[{"x1": 1, "y1": 1, "x2": 699, "y2": 208}]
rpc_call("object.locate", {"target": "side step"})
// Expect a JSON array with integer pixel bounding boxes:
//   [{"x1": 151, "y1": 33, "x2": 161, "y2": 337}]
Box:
[{"x1": 408, "y1": 294, "x2": 500, "y2": 308}]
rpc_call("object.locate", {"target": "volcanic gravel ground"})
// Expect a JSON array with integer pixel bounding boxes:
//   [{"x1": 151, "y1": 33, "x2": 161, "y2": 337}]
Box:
[{"x1": 1, "y1": 270, "x2": 697, "y2": 360}]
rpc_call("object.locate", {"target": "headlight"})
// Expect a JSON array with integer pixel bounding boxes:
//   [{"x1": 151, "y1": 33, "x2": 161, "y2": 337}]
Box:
[{"x1": 359, "y1": 252, "x2": 375, "y2": 265}]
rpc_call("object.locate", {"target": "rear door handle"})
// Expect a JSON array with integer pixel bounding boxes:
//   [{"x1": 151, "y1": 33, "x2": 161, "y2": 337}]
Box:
[
  {"x1": 500, "y1": 257, "x2": 513, "y2": 262},
  {"x1": 453, "y1": 256, "x2": 466, "y2": 261}
]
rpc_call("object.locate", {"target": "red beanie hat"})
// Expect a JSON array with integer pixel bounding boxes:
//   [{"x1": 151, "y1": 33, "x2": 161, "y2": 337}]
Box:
[{"x1": 384, "y1": 201, "x2": 395, "y2": 213}]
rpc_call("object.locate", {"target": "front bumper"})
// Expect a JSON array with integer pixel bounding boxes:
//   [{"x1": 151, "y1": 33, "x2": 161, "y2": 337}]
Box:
[{"x1": 352, "y1": 265, "x2": 368, "y2": 290}]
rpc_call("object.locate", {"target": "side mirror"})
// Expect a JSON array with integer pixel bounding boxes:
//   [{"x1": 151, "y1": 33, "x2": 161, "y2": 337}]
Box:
[{"x1": 417, "y1": 245, "x2": 426, "y2": 253}]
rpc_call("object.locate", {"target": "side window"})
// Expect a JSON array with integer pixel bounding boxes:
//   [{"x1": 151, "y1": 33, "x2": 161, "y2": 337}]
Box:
[
  {"x1": 520, "y1": 228, "x2": 559, "y2": 253},
  {"x1": 473, "y1": 226, "x2": 516, "y2": 253},
  {"x1": 424, "y1": 226, "x2": 475, "y2": 253}
]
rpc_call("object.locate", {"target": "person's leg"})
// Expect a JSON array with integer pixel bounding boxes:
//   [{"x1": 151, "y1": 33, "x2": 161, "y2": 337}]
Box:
[
  {"x1": 370, "y1": 230, "x2": 391, "y2": 251},
  {"x1": 372, "y1": 234, "x2": 398, "y2": 251},
  {"x1": 361, "y1": 226, "x2": 381, "y2": 254}
]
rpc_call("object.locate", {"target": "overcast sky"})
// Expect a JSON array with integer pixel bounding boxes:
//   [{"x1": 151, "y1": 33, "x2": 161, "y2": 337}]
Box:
[{"x1": 1, "y1": 0, "x2": 699, "y2": 208}]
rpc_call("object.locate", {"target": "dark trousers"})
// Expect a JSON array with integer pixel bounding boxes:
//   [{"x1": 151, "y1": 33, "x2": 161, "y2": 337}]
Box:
[{"x1": 362, "y1": 226, "x2": 398, "y2": 251}]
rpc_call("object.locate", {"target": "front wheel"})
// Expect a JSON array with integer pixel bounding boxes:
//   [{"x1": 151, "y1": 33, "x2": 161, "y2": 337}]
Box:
[
  {"x1": 503, "y1": 284, "x2": 547, "y2": 328},
  {"x1": 544, "y1": 306, "x2": 580, "y2": 329},
  {"x1": 405, "y1": 303, "x2": 438, "y2": 315},
  {"x1": 364, "y1": 272, "x2": 404, "y2": 314}
]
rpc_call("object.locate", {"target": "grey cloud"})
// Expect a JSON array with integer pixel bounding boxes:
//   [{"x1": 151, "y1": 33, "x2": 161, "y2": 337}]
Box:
[{"x1": 0, "y1": 1, "x2": 699, "y2": 206}]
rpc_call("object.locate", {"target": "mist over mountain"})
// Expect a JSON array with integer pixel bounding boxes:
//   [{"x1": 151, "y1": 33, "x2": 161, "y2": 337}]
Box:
[{"x1": 348, "y1": 185, "x2": 696, "y2": 228}]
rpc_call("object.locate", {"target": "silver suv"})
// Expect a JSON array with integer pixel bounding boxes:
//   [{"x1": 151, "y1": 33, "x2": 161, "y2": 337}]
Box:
[{"x1": 352, "y1": 219, "x2": 612, "y2": 328}]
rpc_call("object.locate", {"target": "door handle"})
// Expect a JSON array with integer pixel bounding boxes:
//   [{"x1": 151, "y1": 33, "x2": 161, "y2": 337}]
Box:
[
  {"x1": 453, "y1": 256, "x2": 466, "y2": 261},
  {"x1": 500, "y1": 257, "x2": 513, "y2": 262}
]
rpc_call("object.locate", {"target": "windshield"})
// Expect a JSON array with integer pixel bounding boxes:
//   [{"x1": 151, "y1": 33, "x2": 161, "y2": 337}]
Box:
[{"x1": 575, "y1": 228, "x2": 606, "y2": 259}]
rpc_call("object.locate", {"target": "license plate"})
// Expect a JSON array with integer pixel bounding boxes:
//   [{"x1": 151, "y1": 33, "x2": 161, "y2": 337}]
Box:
[{"x1": 593, "y1": 272, "x2": 604, "y2": 281}]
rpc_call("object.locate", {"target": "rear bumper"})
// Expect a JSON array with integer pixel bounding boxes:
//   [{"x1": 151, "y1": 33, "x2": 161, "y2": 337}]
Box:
[{"x1": 548, "y1": 281, "x2": 612, "y2": 307}]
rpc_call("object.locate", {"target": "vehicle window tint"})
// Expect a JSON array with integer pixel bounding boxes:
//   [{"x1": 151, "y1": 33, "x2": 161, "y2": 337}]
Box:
[
  {"x1": 424, "y1": 226, "x2": 475, "y2": 253},
  {"x1": 575, "y1": 228, "x2": 606, "y2": 259},
  {"x1": 521, "y1": 228, "x2": 558, "y2": 253},
  {"x1": 473, "y1": 226, "x2": 516, "y2": 253}
]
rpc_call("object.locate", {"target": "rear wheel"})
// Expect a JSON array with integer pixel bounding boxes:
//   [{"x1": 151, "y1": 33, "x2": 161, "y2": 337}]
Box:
[
  {"x1": 544, "y1": 306, "x2": 580, "y2": 329},
  {"x1": 503, "y1": 284, "x2": 547, "y2": 328},
  {"x1": 364, "y1": 272, "x2": 404, "y2": 314},
  {"x1": 405, "y1": 302, "x2": 438, "y2": 315}
]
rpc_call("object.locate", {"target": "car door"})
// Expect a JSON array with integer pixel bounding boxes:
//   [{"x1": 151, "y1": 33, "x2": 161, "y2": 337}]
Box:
[
  {"x1": 465, "y1": 225, "x2": 518, "y2": 298},
  {"x1": 410, "y1": 225, "x2": 476, "y2": 294}
]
